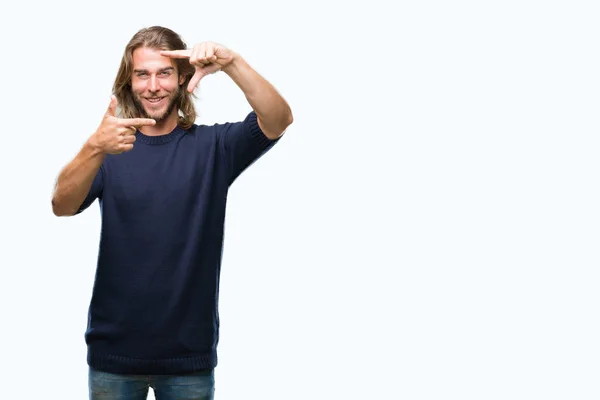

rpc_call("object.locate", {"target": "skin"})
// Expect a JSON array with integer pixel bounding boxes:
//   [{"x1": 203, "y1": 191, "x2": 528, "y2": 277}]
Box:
[
  {"x1": 50, "y1": 95, "x2": 157, "y2": 216},
  {"x1": 129, "y1": 46, "x2": 186, "y2": 136},
  {"x1": 162, "y1": 41, "x2": 293, "y2": 140},
  {"x1": 52, "y1": 40, "x2": 293, "y2": 216}
]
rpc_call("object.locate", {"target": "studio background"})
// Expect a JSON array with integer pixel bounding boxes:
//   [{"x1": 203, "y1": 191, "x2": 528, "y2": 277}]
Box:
[{"x1": 0, "y1": 1, "x2": 598, "y2": 399}]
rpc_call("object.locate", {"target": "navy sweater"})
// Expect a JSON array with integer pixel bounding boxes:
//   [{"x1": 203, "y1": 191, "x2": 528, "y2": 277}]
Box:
[{"x1": 77, "y1": 111, "x2": 278, "y2": 375}]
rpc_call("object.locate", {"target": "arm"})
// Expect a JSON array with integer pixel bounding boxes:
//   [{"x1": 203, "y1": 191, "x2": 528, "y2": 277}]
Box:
[
  {"x1": 51, "y1": 96, "x2": 155, "y2": 216},
  {"x1": 161, "y1": 43, "x2": 293, "y2": 140},
  {"x1": 52, "y1": 142, "x2": 105, "y2": 216},
  {"x1": 222, "y1": 54, "x2": 293, "y2": 140}
]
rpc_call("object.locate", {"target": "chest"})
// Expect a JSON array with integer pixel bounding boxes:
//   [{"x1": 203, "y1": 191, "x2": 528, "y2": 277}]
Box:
[{"x1": 103, "y1": 141, "x2": 225, "y2": 210}]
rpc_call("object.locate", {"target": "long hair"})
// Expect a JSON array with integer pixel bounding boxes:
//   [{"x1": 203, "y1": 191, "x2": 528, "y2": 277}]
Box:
[{"x1": 112, "y1": 26, "x2": 197, "y2": 129}]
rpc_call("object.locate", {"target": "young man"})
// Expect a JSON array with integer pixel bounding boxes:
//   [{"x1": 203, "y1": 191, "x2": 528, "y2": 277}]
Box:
[{"x1": 52, "y1": 26, "x2": 292, "y2": 400}]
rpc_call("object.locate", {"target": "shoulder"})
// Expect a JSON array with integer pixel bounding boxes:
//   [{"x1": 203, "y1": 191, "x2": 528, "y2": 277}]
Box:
[
  {"x1": 209, "y1": 112, "x2": 277, "y2": 145},
  {"x1": 191, "y1": 112, "x2": 260, "y2": 133}
]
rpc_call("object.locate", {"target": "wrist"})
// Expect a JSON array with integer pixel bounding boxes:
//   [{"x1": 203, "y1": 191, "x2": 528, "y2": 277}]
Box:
[
  {"x1": 222, "y1": 52, "x2": 243, "y2": 76},
  {"x1": 85, "y1": 134, "x2": 107, "y2": 157}
]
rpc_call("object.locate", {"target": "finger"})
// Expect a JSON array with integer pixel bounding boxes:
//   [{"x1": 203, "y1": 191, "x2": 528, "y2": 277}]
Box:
[
  {"x1": 119, "y1": 118, "x2": 156, "y2": 127},
  {"x1": 120, "y1": 126, "x2": 136, "y2": 136},
  {"x1": 200, "y1": 44, "x2": 208, "y2": 63},
  {"x1": 160, "y1": 49, "x2": 191, "y2": 59},
  {"x1": 106, "y1": 95, "x2": 118, "y2": 117},
  {"x1": 122, "y1": 134, "x2": 136, "y2": 144},
  {"x1": 190, "y1": 45, "x2": 198, "y2": 62},
  {"x1": 205, "y1": 43, "x2": 216, "y2": 61},
  {"x1": 212, "y1": 44, "x2": 230, "y2": 64},
  {"x1": 191, "y1": 43, "x2": 209, "y2": 66},
  {"x1": 120, "y1": 143, "x2": 134, "y2": 152},
  {"x1": 187, "y1": 70, "x2": 205, "y2": 93}
]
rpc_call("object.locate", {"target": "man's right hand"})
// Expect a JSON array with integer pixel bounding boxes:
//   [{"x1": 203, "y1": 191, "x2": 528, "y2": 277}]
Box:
[{"x1": 88, "y1": 96, "x2": 156, "y2": 154}]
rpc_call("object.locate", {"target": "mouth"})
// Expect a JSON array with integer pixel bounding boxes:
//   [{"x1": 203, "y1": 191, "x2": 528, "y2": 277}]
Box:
[{"x1": 144, "y1": 96, "x2": 166, "y2": 105}]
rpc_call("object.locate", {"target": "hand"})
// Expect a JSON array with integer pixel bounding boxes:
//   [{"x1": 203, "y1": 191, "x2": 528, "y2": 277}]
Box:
[
  {"x1": 161, "y1": 42, "x2": 235, "y2": 93},
  {"x1": 88, "y1": 96, "x2": 156, "y2": 154}
]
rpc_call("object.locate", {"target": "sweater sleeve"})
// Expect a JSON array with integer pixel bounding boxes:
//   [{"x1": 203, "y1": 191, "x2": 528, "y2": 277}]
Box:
[
  {"x1": 218, "y1": 111, "x2": 280, "y2": 185},
  {"x1": 75, "y1": 165, "x2": 104, "y2": 214}
]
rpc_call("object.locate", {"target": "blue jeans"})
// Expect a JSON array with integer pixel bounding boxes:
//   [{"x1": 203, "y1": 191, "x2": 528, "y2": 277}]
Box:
[{"x1": 89, "y1": 367, "x2": 215, "y2": 400}]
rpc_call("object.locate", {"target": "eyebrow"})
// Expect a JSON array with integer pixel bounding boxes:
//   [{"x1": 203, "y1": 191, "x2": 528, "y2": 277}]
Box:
[{"x1": 133, "y1": 67, "x2": 175, "y2": 74}]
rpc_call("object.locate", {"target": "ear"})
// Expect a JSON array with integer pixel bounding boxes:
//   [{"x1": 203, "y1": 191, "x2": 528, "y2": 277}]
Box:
[{"x1": 179, "y1": 74, "x2": 186, "y2": 86}]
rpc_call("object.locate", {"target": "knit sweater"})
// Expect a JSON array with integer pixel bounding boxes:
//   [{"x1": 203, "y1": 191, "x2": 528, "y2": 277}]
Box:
[{"x1": 77, "y1": 111, "x2": 278, "y2": 375}]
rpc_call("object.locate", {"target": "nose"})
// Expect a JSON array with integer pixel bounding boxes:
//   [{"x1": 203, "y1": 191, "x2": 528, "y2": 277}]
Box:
[{"x1": 149, "y1": 75, "x2": 159, "y2": 92}]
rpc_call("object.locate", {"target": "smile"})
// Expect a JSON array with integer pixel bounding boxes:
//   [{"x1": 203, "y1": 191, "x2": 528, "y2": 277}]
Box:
[{"x1": 145, "y1": 97, "x2": 165, "y2": 104}]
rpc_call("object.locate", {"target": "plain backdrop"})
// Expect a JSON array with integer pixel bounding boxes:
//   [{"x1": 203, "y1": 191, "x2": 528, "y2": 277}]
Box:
[{"x1": 1, "y1": 0, "x2": 599, "y2": 399}]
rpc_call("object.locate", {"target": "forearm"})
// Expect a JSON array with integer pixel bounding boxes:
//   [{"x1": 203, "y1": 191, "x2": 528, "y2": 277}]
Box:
[
  {"x1": 52, "y1": 140, "x2": 105, "y2": 216},
  {"x1": 223, "y1": 54, "x2": 293, "y2": 139}
]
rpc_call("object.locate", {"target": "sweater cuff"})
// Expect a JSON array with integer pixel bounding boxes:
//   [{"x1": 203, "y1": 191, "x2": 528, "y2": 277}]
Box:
[{"x1": 245, "y1": 111, "x2": 279, "y2": 149}]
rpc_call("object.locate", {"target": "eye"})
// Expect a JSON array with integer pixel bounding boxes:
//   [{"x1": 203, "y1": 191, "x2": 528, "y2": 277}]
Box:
[
  {"x1": 136, "y1": 72, "x2": 148, "y2": 78},
  {"x1": 160, "y1": 71, "x2": 171, "y2": 77}
]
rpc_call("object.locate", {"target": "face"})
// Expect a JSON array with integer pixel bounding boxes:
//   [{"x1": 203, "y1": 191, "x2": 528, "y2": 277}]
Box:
[{"x1": 130, "y1": 47, "x2": 185, "y2": 122}]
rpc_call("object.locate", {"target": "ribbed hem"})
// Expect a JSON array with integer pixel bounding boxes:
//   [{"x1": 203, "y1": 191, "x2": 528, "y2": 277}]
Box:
[
  {"x1": 87, "y1": 347, "x2": 217, "y2": 375},
  {"x1": 135, "y1": 125, "x2": 187, "y2": 145}
]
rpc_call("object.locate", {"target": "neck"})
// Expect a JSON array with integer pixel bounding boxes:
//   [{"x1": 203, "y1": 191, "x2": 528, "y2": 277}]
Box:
[{"x1": 139, "y1": 108, "x2": 180, "y2": 136}]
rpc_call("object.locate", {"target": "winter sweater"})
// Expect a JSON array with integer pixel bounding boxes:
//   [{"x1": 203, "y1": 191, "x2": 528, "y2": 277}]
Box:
[{"x1": 77, "y1": 111, "x2": 278, "y2": 374}]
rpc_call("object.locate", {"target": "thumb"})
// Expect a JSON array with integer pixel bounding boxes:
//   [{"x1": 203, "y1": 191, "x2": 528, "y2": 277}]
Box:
[
  {"x1": 186, "y1": 64, "x2": 220, "y2": 93},
  {"x1": 187, "y1": 70, "x2": 205, "y2": 93},
  {"x1": 106, "y1": 95, "x2": 118, "y2": 117}
]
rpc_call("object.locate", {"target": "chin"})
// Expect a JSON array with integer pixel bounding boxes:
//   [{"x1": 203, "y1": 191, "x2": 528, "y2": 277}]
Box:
[
  {"x1": 133, "y1": 94, "x2": 178, "y2": 122},
  {"x1": 143, "y1": 103, "x2": 174, "y2": 120},
  {"x1": 146, "y1": 109, "x2": 168, "y2": 121}
]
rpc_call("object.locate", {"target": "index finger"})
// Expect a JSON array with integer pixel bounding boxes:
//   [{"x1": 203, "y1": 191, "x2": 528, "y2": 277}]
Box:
[
  {"x1": 119, "y1": 118, "x2": 156, "y2": 127},
  {"x1": 160, "y1": 49, "x2": 191, "y2": 59}
]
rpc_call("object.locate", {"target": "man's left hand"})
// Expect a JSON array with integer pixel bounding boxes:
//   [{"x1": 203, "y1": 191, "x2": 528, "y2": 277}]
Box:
[{"x1": 161, "y1": 42, "x2": 235, "y2": 93}]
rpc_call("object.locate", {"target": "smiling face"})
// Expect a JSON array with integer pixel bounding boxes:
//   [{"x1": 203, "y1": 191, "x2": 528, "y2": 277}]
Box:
[{"x1": 130, "y1": 46, "x2": 185, "y2": 124}]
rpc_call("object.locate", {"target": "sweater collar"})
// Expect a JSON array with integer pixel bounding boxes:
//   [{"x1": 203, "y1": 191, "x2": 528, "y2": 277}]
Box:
[{"x1": 135, "y1": 125, "x2": 186, "y2": 145}]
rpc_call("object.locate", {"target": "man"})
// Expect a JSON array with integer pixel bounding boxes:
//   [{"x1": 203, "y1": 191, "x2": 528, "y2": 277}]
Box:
[{"x1": 51, "y1": 26, "x2": 292, "y2": 400}]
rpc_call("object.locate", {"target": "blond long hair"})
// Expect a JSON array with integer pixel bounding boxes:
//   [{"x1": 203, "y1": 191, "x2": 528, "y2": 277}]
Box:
[{"x1": 112, "y1": 26, "x2": 197, "y2": 129}]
